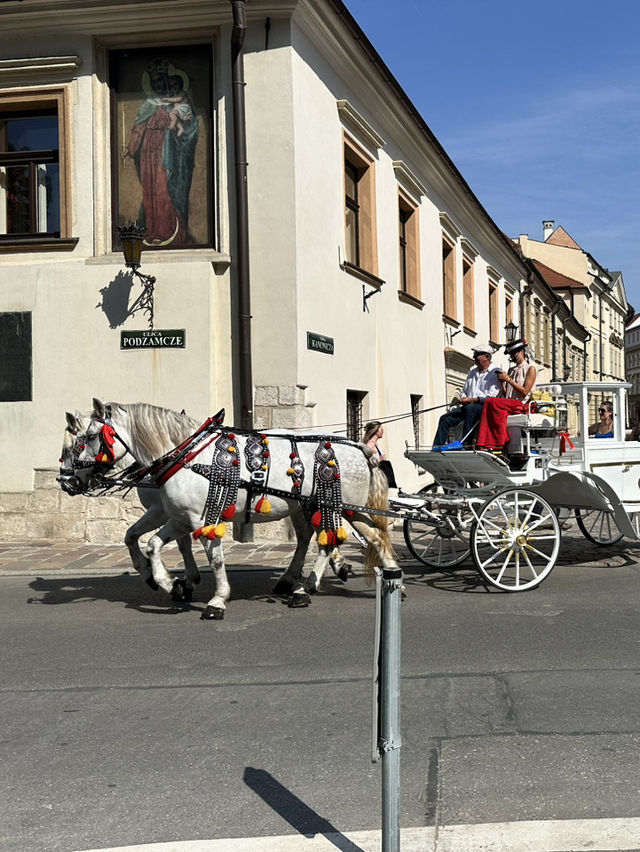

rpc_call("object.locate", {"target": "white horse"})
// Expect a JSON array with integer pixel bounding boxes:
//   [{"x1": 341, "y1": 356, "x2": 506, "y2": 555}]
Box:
[
  {"x1": 74, "y1": 399, "x2": 397, "y2": 620},
  {"x1": 59, "y1": 405, "x2": 354, "y2": 604},
  {"x1": 59, "y1": 409, "x2": 201, "y2": 596}
]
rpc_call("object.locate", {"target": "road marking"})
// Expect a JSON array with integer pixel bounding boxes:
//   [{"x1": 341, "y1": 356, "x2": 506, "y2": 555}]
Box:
[{"x1": 76, "y1": 817, "x2": 640, "y2": 851}]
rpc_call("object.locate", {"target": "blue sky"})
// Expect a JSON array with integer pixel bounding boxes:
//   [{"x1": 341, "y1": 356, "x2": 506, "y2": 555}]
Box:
[{"x1": 342, "y1": 0, "x2": 640, "y2": 309}]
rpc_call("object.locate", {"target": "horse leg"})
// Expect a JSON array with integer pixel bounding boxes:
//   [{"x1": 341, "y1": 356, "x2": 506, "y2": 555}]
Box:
[
  {"x1": 145, "y1": 526, "x2": 186, "y2": 600},
  {"x1": 200, "y1": 538, "x2": 231, "y2": 621},
  {"x1": 301, "y1": 545, "x2": 335, "y2": 595},
  {"x1": 330, "y1": 546, "x2": 351, "y2": 582},
  {"x1": 176, "y1": 534, "x2": 200, "y2": 601},
  {"x1": 272, "y1": 510, "x2": 313, "y2": 596},
  {"x1": 124, "y1": 504, "x2": 167, "y2": 590}
]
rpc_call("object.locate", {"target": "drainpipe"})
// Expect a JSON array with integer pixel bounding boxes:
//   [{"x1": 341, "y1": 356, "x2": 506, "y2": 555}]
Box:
[{"x1": 230, "y1": 0, "x2": 253, "y2": 429}]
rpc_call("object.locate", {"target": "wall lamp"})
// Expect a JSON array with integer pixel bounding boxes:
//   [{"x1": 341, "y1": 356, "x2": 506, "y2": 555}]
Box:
[
  {"x1": 117, "y1": 222, "x2": 156, "y2": 329},
  {"x1": 504, "y1": 320, "x2": 519, "y2": 344}
]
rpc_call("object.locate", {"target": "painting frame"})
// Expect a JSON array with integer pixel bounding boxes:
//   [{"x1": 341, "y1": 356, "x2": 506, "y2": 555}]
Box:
[{"x1": 109, "y1": 44, "x2": 214, "y2": 251}]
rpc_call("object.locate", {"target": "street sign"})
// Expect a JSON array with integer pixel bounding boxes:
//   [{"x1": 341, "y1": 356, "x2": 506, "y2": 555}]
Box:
[
  {"x1": 307, "y1": 331, "x2": 334, "y2": 355},
  {"x1": 120, "y1": 329, "x2": 186, "y2": 349}
]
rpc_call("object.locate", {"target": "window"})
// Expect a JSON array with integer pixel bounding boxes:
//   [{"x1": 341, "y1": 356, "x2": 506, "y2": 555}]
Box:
[
  {"x1": 343, "y1": 136, "x2": 378, "y2": 279},
  {"x1": 0, "y1": 311, "x2": 31, "y2": 401},
  {"x1": 410, "y1": 394, "x2": 422, "y2": 449},
  {"x1": 0, "y1": 89, "x2": 73, "y2": 249},
  {"x1": 489, "y1": 282, "x2": 499, "y2": 343},
  {"x1": 462, "y1": 255, "x2": 474, "y2": 330},
  {"x1": 442, "y1": 237, "x2": 456, "y2": 320},
  {"x1": 505, "y1": 292, "x2": 514, "y2": 327},
  {"x1": 398, "y1": 191, "x2": 421, "y2": 304},
  {"x1": 346, "y1": 389, "x2": 368, "y2": 442}
]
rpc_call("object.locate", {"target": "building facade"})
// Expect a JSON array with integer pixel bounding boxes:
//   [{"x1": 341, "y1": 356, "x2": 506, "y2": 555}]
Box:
[{"x1": 0, "y1": 2, "x2": 595, "y2": 541}]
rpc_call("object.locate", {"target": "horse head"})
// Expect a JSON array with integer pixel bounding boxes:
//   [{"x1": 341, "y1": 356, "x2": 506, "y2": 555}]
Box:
[{"x1": 57, "y1": 411, "x2": 90, "y2": 495}]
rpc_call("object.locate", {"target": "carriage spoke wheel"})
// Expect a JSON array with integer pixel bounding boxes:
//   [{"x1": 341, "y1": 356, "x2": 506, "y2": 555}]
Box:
[
  {"x1": 403, "y1": 483, "x2": 471, "y2": 569},
  {"x1": 470, "y1": 488, "x2": 560, "y2": 591},
  {"x1": 575, "y1": 509, "x2": 623, "y2": 545}
]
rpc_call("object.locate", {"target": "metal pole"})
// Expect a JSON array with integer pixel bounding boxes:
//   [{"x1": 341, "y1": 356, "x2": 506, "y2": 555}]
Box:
[
  {"x1": 380, "y1": 566, "x2": 402, "y2": 851},
  {"x1": 230, "y1": 0, "x2": 253, "y2": 430}
]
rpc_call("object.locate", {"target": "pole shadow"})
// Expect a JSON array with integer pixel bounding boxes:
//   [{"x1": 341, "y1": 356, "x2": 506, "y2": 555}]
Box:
[{"x1": 243, "y1": 767, "x2": 366, "y2": 852}]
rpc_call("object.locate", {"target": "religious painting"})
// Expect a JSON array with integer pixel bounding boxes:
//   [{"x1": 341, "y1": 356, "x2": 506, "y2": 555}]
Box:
[{"x1": 110, "y1": 45, "x2": 213, "y2": 249}]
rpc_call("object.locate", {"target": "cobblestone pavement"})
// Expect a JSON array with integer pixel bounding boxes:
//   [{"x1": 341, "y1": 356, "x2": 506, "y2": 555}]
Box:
[{"x1": 0, "y1": 518, "x2": 637, "y2": 577}]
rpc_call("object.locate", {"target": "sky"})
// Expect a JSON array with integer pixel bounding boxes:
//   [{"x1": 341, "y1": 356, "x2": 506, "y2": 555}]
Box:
[{"x1": 342, "y1": 0, "x2": 640, "y2": 309}]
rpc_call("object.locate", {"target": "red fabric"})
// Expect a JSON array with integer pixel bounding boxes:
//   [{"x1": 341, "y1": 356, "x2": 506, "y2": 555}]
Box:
[
  {"x1": 558, "y1": 432, "x2": 575, "y2": 453},
  {"x1": 100, "y1": 424, "x2": 117, "y2": 463},
  {"x1": 476, "y1": 398, "x2": 528, "y2": 450}
]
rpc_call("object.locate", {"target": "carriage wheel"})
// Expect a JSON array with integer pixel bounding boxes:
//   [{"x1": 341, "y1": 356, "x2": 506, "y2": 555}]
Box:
[
  {"x1": 575, "y1": 509, "x2": 623, "y2": 546},
  {"x1": 470, "y1": 488, "x2": 560, "y2": 591},
  {"x1": 403, "y1": 483, "x2": 471, "y2": 569}
]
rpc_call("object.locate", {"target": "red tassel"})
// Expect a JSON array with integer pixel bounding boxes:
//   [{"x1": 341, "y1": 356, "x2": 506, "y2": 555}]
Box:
[
  {"x1": 311, "y1": 510, "x2": 322, "y2": 527},
  {"x1": 343, "y1": 509, "x2": 354, "y2": 518},
  {"x1": 221, "y1": 504, "x2": 236, "y2": 520}
]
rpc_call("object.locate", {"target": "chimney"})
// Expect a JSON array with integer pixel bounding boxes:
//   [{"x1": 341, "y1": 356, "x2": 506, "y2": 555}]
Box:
[{"x1": 542, "y1": 220, "x2": 554, "y2": 241}]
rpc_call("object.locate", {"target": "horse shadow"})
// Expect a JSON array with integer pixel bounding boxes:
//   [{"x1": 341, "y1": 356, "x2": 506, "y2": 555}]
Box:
[{"x1": 26, "y1": 565, "x2": 375, "y2": 616}]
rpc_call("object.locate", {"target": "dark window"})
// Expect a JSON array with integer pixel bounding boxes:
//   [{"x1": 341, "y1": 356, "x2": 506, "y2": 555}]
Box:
[
  {"x1": 346, "y1": 389, "x2": 367, "y2": 442},
  {"x1": 0, "y1": 311, "x2": 32, "y2": 401},
  {"x1": 344, "y1": 161, "x2": 360, "y2": 266},
  {"x1": 0, "y1": 111, "x2": 60, "y2": 236}
]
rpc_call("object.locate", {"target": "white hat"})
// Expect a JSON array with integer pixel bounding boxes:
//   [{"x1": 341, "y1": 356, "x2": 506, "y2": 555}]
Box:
[{"x1": 471, "y1": 343, "x2": 492, "y2": 355}]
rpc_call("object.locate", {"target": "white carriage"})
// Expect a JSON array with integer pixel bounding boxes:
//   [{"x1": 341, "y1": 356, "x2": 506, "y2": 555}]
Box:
[{"x1": 397, "y1": 381, "x2": 640, "y2": 591}]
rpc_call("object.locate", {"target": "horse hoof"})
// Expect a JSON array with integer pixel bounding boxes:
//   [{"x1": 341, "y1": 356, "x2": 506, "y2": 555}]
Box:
[
  {"x1": 171, "y1": 579, "x2": 188, "y2": 602},
  {"x1": 273, "y1": 578, "x2": 294, "y2": 596},
  {"x1": 288, "y1": 592, "x2": 311, "y2": 608},
  {"x1": 401, "y1": 585, "x2": 407, "y2": 601},
  {"x1": 201, "y1": 605, "x2": 224, "y2": 620},
  {"x1": 144, "y1": 576, "x2": 159, "y2": 591},
  {"x1": 337, "y1": 563, "x2": 351, "y2": 582}
]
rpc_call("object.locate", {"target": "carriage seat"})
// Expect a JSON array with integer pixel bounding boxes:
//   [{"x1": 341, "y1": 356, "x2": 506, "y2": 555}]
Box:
[{"x1": 506, "y1": 411, "x2": 556, "y2": 455}]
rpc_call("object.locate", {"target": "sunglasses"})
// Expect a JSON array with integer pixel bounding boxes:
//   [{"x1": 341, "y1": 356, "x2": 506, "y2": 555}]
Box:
[{"x1": 598, "y1": 408, "x2": 610, "y2": 413}]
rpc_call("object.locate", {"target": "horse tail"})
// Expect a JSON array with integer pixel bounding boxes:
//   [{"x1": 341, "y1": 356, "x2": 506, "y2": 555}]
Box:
[{"x1": 362, "y1": 463, "x2": 392, "y2": 584}]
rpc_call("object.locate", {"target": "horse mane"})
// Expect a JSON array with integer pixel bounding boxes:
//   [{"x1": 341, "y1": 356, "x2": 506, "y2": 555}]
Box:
[{"x1": 113, "y1": 402, "x2": 202, "y2": 465}]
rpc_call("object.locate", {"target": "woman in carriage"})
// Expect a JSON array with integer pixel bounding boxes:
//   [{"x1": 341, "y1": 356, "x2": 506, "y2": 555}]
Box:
[{"x1": 475, "y1": 338, "x2": 537, "y2": 452}]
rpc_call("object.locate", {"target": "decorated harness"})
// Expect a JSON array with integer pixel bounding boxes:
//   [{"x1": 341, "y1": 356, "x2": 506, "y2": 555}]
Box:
[{"x1": 73, "y1": 410, "x2": 359, "y2": 547}]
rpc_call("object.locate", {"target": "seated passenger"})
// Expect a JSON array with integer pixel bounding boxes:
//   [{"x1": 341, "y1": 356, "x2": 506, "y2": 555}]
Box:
[
  {"x1": 589, "y1": 401, "x2": 614, "y2": 438},
  {"x1": 476, "y1": 339, "x2": 537, "y2": 452},
  {"x1": 432, "y1": 343, "x2": 502, "y2": 448}
]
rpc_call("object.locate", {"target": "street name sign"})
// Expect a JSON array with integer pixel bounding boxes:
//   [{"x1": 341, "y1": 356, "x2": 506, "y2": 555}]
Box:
[
  {"x1": 120, "y1": 329, "x2": 186, "y2": 350},
  {"x1": 307, "y1": 331, "x2": 334, "y2": 355}
]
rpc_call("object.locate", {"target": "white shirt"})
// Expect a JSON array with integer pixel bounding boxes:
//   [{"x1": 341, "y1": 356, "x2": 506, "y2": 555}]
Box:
[{"x1": 462, "y1": 365, "x2": 502, "y2": 401}]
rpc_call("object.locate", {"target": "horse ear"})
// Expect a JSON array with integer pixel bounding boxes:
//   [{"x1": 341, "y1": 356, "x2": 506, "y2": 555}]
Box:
[
  {"x1": 66, "y1": 411, "x2": 78, "y2": 431},
  {"x1": 92, "y1": 397, "x2": 106, "y2": 418}
]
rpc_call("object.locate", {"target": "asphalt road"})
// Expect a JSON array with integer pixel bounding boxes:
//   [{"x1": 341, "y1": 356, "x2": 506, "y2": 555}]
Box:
[{"x1": 2, "y1": 534, "x2": 640, "y2": 851}]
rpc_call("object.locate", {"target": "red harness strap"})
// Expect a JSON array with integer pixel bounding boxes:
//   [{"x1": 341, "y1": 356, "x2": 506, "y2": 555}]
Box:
[{"x1": 155, "y1": 431, "x2": 220, "y2": 485}]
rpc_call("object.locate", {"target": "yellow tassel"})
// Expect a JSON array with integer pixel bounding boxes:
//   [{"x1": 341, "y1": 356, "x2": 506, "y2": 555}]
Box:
[
  {"x1": 328, "y1": 459, "x2": 335, "y2": 466},
  {"x1": 228, "y1": 446, "x2": 236, "y2": 453},
  {"x1": 215, "y1": 522, "x2": 227, "y2": 538},
  {"x1": 256, "y1": 497, "x2": 271, "y2": 514},
  {"x1": 317, "y1": 530, "x2": 328, "y2": 546},
  {"x1": 337, "y1": 526, "x2": 348, "y2": 542},
  {"x1": 287, "y1": 467, "x2": 295, "y2": 475}
]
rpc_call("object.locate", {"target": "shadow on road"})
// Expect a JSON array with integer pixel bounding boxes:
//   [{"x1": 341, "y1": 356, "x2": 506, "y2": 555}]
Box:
[{"x1": 243, "y1": 766, "x2": 366, "y2": 852}]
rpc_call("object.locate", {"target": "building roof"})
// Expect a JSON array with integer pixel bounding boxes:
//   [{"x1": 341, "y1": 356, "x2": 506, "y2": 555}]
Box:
[
  {"x1": 626, "y1": 312, "x2": 640, "y2": 330},
  {"x1": 545, "y1": 225, "x2": 582, "y2": 249},
  {"x1": 531, "y1": 259, "x2": 589, "y2": 292}
]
